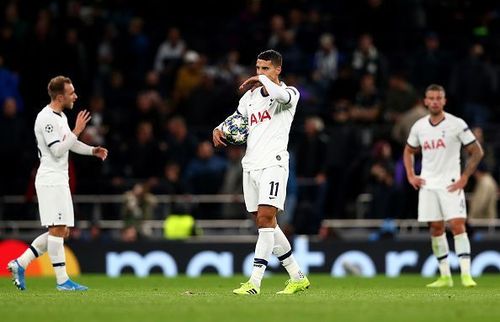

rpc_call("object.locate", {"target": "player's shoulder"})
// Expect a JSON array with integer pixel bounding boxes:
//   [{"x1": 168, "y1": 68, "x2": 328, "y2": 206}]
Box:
[
  {"x1": 36, "y1": 106, "x2": 64, "y2": 125},
  {"x1": 412, "y1": 115, "x2": 430, "y2": 129},
  {"x1": 35, "y1": 106, "x2": 52, "y2": 122},
  {"x1": 240, "y1": 88, "x2": 255, "y2": 100},
  {"x1": 444, "y1": 112, "x2": 468, "y2": 127}
]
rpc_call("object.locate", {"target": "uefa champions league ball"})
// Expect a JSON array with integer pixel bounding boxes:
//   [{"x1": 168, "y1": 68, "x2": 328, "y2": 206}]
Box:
[{"x1": 221, "y1": 113, "x2": 249, "y2": 145}]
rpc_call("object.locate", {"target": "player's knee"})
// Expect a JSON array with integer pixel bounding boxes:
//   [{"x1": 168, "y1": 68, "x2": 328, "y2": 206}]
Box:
[
  {"x1": 256, "y1": 216, "x2": 272, "y2": 228},
  {"x1": 49, "y1": 225, "x2": 67, "y2": 237},
  {"x1": 429, "y1": 224, "x2": 445, "y2": 236},
  {"x1": 256, "y1": 212, "x2": 275, "y2": 228},
  {"x1": 450, "y1": 224, "x2": 466, "y2": 235}
]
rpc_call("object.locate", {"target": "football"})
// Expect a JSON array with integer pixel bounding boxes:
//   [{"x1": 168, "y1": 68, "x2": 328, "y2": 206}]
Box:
[{"x1": 221, "y1": 113, "x2": 249, "y2": 145}]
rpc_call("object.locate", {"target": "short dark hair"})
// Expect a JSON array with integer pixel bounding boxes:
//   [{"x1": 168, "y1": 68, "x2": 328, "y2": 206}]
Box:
[
  {"x1": 425, "y1": 84, "x2": 445, "y2": 96},
  {"x1": 257, "y1": 50, "x2": 282, "y2": 67},
  {"x1": 48, "y1": 76, "x2": 72, "y2": 100}
]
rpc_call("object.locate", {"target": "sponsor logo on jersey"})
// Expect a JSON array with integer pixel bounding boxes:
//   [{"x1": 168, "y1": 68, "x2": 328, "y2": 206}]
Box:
[
  {"x1": 423, "y1": 138, "x2": 446, "y2": 151},
  {"x1": 249, "y1": 110, "x2": 271, "y2": 126}
]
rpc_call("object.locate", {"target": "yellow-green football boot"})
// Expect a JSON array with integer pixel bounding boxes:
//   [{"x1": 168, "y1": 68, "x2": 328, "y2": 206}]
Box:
[
  {"x1": 276, "y1": 277, "x2": 310, "y2": 294},
  {"x1": 233, "y1": 281, "x2": 260, "y2": 295},
  {"x1": 426, "y1": 276, "x2": 453, "y2": 288},
  {"x1": 461, "y1": 275, "x2": 477, "y2": 287}
]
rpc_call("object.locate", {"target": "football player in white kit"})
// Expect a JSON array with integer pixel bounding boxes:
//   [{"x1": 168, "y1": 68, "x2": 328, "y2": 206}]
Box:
[
  {"x1": 404, "y1": 84, "x2": 483, "y2": 287},
  {"x1": 7, "y1": 76, "x2": 108, "y2": 291},
  {"x1": 213, "y1": 50, "x2": 309, "y2": 295}
]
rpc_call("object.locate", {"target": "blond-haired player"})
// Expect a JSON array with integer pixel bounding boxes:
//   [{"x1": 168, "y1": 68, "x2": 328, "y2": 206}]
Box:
[{"x1": 404, "y1": 84, "x2": 483, "y2": 287}]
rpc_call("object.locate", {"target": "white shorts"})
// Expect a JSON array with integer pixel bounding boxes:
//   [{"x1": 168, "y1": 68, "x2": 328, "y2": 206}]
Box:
[
  {"x1": 418, "y1": 188, "x2": 467, "y2": 222},
  {"x1": 35, "y1": 184, "x2": 74, "y2": 227},
  {"x1": 243, "y1": 165, "x2": 288, "y2": 213}
]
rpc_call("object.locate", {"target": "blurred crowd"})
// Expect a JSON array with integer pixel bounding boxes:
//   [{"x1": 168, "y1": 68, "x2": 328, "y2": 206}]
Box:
[{"x1": 1, "y1": 0, "x2": 499, "y2": 236}]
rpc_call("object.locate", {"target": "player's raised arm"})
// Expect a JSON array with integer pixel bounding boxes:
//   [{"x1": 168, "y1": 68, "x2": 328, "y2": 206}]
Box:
[
  {"x1": 239, "y1": 75, "x2": 261, "y2": 92},
  {"x1": 257, "y1": 74, "x2": 297, "y2": 105},
  {"x1": 239, "y1": 74, "x2": 295, "y2": 105},
  {"x1": 72, "y1": 110, "x2": 91, "y2": 136}
]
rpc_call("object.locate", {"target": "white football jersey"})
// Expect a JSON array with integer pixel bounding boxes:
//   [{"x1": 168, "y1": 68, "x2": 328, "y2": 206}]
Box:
[
  {"x1": 34, "y1": 106, "x2": 77, "y2": 185},
  {"x1": 407, "y1": 112, "x2": 476, "y2": 189},
  {"x1": 236, "y1": 83, "x2": 299, "y2": 171}
]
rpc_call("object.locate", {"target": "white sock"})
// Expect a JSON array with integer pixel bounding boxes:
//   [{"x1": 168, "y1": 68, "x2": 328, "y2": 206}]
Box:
[
  {"x1": 431, "y1": 233, "x2": 451, "y2": 277},
  {"x1": 249, "y1": 228, "x2": 275, "y2": 288},
  {"x1": 17, "y1": 232, "x2": 49, "y2": 268},
  {"x1": 48, "y1": 235, "x2": 69, "y2": 284},
  {"x1": 273, "y1": 225, "x2": 305, "y2": 281},
  {"x1": 454, "y1": 232, "x2": 472, "y2": 276}
]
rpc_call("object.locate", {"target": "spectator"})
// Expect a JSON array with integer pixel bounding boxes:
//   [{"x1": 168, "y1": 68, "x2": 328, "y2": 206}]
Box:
[
  {"x1": 366, "y1": 140, "x2": 398, "y2": 219},
  {"x1": 59, "y1": 28, "x2": 89, "y2": 96},
  {"x1": 152, "y1": 162, "x2": 186, "y2": 195},
  {"x1": 184, "y1": 141, "x2": 227, "y2": 218},
  {"x1": 0, "y1": 55, "x2": 23, "y2": 111},
  {"x1": 324, "y1": 99, "x2": 364, "y2": 218},
  {"x1": 173, "y1": 50, "x2": 204, "y2": 108},
  {"x1": 471, "y1": 127, "x2": 496, "y2": 176},
  {"x1": 0, "y1": 97, "x2": 29, "y2": 194},
  {"x1": 275, "y1": 30, "x2": 303, "y2": 74},
  {"x1": 310, "y1": 33, "x2": 342, "y2": 108},
  {"x1": 124, "y1": 17, "x2": 150, "y2": 85},
  {"x1": 151, "y1": 162, "x2": 189, "y2": 215},
  {"x1": 219, "y1": 146, "x2": 246, "y2": 219},
  {"x1": 94, "y1": 23, "x2": 118, "y2": 89},
  {"x1": 121, "y1": 225, "x2": 139, "y2": 242},
  {"x1": 162, "y1": 116, "x2": 198, "y2": 172},
  {"x1": 132, "y1": 91, "x2": 162, "y2": 134},
  {"x1": 126, "y1": 121, "x2": 163, "y2": 180},
  {"x1": 122, "y1": 183, "x2": 158, "y2": 237},
  {"x1": 267, "y1": 15, "x2": 286, "y2": 49},
  {"x1": 183, "y1": 72, "x2": 218, "y2": 126},
  {"x1": 211, "y1": 50, "x2": 246, "y2": 84},
  {"x1": 293, "y1": 116, "x2": 328, "y2": 233},
  {"x1": 469, "y1": 162, "x2": 498, "y2": 220},
  {"x1": 410, "y1": 32, "x2": 451, "y2": 93},
  {"x1": 184, "y1": 141, "x2": 227, "y2": 195},
  {"x1": 154, "y1": 27, "x2": 186, "y2": 73},
  {"x1": 392, "y1": 99, "x2": 428, "y2": 145},
  {"x1": 86, "y1": 95, "x2": 109, "y2": 146},
  {"x1": 383, "y1": 72, "x2": 419, "y2": 124},
  {"x1": 449, "y1": 43, "x2": 497, "y2": 127},
  {"x1": 350, "y1": 73, "x2": 381, "y2": 124},
  {"x1": 351, "y1": 33, "x2": 389, "y2": 88},
  {"x1": 312, "y1": 33, "x2": 342, "y2": 87}
]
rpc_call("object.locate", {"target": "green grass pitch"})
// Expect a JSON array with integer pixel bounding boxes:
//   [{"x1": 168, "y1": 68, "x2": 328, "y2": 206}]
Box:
[{"x1": 1, "y1": 274, "x2": 499, "y2": 322}]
